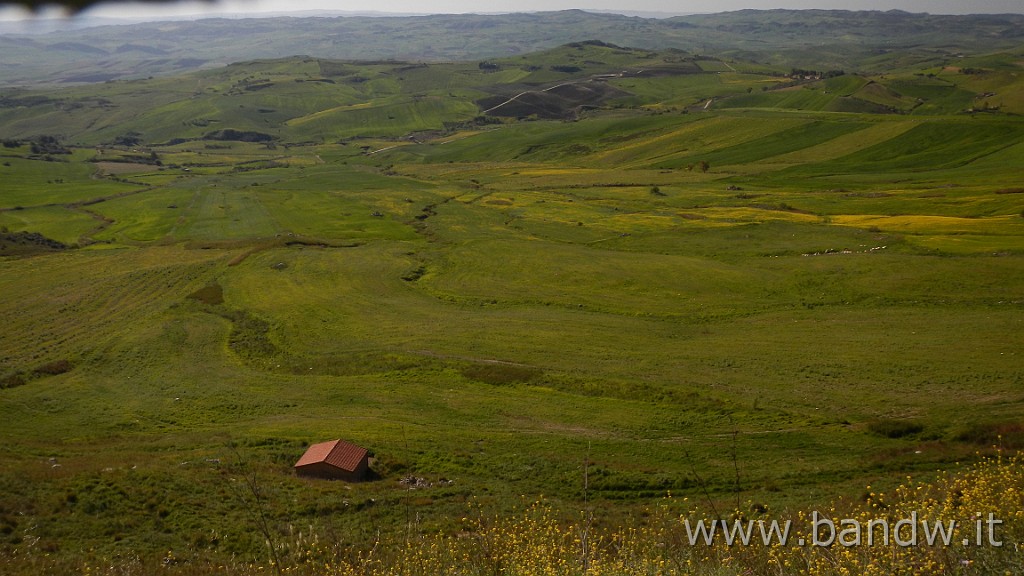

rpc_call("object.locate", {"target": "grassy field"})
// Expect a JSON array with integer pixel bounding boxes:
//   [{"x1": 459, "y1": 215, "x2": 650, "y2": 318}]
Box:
[{"x1": 1, "y1": 40, "x2": 1023, "y2": 574}]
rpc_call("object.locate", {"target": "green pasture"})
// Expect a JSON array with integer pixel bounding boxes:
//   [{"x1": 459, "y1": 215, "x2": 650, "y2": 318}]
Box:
[
  {"x1": 851, "y1": 81, "x2": 915, "y2": 111},
  {"x1": 389, "y1": 111, "x2": 691, "y2": 165},
  {"x1": 654, "y1": 119, "x2": 870, "y2": 170},
  {"x1": 0, "y1": 153, "x2": 140, "y2": 208},
  {"x1": 779, "y1": 119, "x2": 1024, "y2": 176},
  {"x1": 0, "y1": 203, "x2": 96, "y2": 243},
  {"x1": 0, "y1": 205, "x2": 98, "y2": 245},
  {"x1": 715, "y1": 85, "x2": 841, "y2": 111},
  {"x1": 743, "y1": 119, "x2": 918, "y2": 168},
  {"x1": 822, "y1": 74, "x2": 869, "y2": 95},
  {"x1": 611, "y1": 72, "x2": 784, "y2": 108},
  {"x1": 592, "y1": 113, "x2": 809, "y2": 169},
  {"x1": 284, "y1": 94, "x2": 480, "y2": 140},
  {"x1": 1, "y1": 42, "x2": 1024, "y2": 570}
]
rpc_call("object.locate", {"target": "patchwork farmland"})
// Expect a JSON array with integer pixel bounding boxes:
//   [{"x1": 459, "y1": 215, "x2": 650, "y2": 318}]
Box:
[{"x1": 1, "y1": 20, "x2": 1023, "y2": 575}]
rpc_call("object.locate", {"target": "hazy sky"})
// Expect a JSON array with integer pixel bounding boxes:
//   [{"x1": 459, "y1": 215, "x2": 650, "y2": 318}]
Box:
[{"x1": 2, "y1": 0, "x2": 1023, "y2": 21}]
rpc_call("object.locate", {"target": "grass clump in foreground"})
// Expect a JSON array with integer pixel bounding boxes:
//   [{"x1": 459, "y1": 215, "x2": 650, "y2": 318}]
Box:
[{"x1": 6, "y1": 452, "x2": 1021, "y2": 575}]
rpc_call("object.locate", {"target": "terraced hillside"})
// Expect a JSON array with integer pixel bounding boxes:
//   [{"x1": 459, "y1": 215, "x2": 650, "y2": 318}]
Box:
[{"x1": 1, "y1": 40, "x2": 1023, "y2": 573}]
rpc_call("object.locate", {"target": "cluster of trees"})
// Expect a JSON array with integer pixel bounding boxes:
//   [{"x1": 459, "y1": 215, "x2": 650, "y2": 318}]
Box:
[
  {"x1": 112, "y1": 131, "x2": 143, "y2": 146},
  {"x1": 29, "y1": 135, "x2": 71, "y2": 156},
  {"x1": 789, "y1": 68, "x2": 845, "y2": 79},
  {"x1": 687, "y1": 160, "x2": 711, "y2": 172}
]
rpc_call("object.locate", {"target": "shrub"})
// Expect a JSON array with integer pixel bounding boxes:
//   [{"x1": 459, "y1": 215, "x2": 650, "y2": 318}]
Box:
[
  {"x1": 956, "y1": 421, "x2": 1024, "y2": 449},
  {"x1": 34, "y1": 359, "x2": 73, "y2": 376},
  {"x1": 1, "y1": 373, "x2": 26, "y2": 389}
]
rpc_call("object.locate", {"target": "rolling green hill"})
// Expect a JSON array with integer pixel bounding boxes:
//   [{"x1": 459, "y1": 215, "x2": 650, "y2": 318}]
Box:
[
  {"x1": 1, "y1": 36, "x2": 1024, "y2": 575},
  {"x1": 2, "y1": 9, "x2": 1024, "y2": 86},
  {"x1": 5, "y1": 40, "x2": 1023, "y2": 148}
]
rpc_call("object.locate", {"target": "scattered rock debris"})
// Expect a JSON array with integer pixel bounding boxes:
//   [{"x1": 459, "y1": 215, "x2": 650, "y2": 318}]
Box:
[
  {"x1": 399, "y1": 475, "x2": 454, "y2": 489},
  {"x1": 802, "y1": 246, "x2": 887, "y2": 257}
]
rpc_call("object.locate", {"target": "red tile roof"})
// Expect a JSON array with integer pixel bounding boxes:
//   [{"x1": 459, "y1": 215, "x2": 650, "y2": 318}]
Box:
[{"x1": 295, "y1": 439, "x2": 368, "y2": 472}]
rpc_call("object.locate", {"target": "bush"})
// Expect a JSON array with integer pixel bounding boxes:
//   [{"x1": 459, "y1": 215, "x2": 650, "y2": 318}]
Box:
[
  {"x1": 955, "y1": 421, "x2": 1024, "y2": 449},
  {"x1": 34, "y1": 359, "x2": 73, "y2": 376},
  {"x1": 1, "y1": 373, "x2": 26, "y2": 389}
]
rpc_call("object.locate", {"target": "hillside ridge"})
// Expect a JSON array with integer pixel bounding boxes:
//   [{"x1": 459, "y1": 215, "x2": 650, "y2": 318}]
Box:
[{"x1": 2, "y1": 9, "x2": 1023, "y2": 85}]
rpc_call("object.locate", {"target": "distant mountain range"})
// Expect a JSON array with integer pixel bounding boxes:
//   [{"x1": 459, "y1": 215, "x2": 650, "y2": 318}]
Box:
[
  {"x1": 1, "y1": 9, "x2": 1022, "y2": 86},
  {"x1": 0, "y1": 10, "x2": 438, "y2": 35}
]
